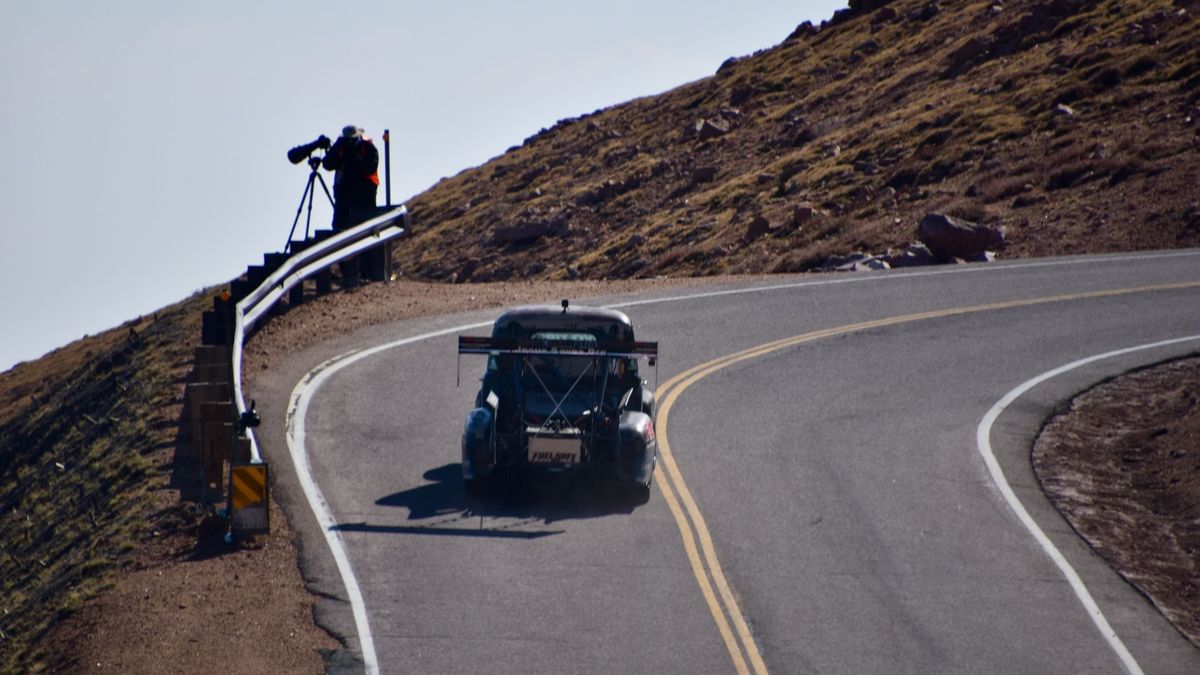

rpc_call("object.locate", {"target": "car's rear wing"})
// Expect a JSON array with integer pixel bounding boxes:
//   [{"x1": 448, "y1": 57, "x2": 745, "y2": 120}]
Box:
[
  {"x1": 456, "y1": 335, "x2": 658, "y2": 386},
  {"x1": 458, "y1": 335, "x2": 658, "y2": 359}
]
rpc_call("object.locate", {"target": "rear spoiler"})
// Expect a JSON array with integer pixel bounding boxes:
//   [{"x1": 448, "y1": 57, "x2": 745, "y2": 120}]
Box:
[
  {"x1": 458, "y1": 335, "x2": 658, "y2": 359},
  {"x1": 457, "y1": 335, "x2": 658, "y2": 387}
]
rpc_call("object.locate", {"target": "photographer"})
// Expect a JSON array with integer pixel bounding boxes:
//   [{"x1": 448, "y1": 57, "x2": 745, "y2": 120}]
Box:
[{"x1": 322, "y1": 125, "x2": 379, "y2": 231}]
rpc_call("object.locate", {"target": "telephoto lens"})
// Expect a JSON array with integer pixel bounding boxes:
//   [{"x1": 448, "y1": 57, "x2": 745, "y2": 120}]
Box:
[{"x1": 287, "y1": 136, "x2": 330, "y2": 164}]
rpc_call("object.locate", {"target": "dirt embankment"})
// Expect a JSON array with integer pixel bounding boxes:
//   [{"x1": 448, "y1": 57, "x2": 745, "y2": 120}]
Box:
[{"x1": 1035, "y1": 356, "x2": 1200, "y2": 647}]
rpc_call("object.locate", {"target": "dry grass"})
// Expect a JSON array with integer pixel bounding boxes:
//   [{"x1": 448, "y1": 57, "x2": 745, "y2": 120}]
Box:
[
  {"x1": 0, "y1": 293, "x2": 206, "y2": 672},
  {"x1": 392, "y1": 0, "x2": 1199, "y2": 281}
]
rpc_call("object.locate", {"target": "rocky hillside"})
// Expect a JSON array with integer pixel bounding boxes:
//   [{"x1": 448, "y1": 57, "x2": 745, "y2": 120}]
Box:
[
  {"x1": 399, "y1": 0, "x2": 1200, "y2": 281},
  {"x1": 0, "y1": 295, "x2": 207, "y2": 670}
]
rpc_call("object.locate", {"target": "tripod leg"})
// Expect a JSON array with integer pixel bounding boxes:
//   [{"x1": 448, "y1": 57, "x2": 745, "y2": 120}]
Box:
[
  {"x1": 315, "y1": 172, "x2": 335, "y2": 208},
  {"x1": 304, "y1": 171, "x2": 317, "y2": 241},
  {"x1": 285, "y1": 174, "x2": 316, "y2": 252}
]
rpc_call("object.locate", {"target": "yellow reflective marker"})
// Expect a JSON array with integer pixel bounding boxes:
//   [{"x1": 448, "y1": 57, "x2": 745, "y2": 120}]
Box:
[
  {"x1": 653, "y1": 280, "x2": 1200, "y2": 675},
  {"x1": 231, "y1": 464, "x2": 267, "y2": 511}
]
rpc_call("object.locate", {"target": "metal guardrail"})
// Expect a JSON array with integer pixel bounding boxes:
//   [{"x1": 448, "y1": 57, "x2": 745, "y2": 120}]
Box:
[{"x1": 222, "y1": 205, "x2": 409, "y2": 538}]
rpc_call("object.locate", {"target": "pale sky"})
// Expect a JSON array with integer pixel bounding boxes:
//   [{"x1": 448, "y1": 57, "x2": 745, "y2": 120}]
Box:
[{"x1": 0, "y1": 1, "x2": 846, "y2": 372}]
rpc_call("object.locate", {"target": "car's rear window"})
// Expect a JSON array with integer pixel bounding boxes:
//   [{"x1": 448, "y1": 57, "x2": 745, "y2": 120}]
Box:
[{"x1": 529, "y1": 331, "x2": 597, "y2": 350}]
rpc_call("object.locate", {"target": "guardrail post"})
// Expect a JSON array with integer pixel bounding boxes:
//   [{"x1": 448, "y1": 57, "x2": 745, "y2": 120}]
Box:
[
  {"x1": 313, "y1": 229, "x2": 335, "y2": 294},
  {"x1": 229, "y1": 278, "x2": 255, "y2": 304},
  {"x1": 187, "y1": 343, "x2": 234, "y2": 503},
  {"x1": 340, "y1": 254, "x2": 361, "y2": 288},
  {"x1": 246, "y1": 265, "x2": 267, "y2": 286},
  {"x1": 200, "y1": 401, "x2": 233, "y2": 502},
  {"x1": 201, "y1": 311, "x2": 232, "y2": 346},
  {"x1": 382, "y1": 238, "x2": 394, "y2": 283},
  {"x1": 286, "y1": 241, "x2": 310, "y2": 306},
  {"x1": 263, "y1": 252, "x2": 288, "y2": 275}
]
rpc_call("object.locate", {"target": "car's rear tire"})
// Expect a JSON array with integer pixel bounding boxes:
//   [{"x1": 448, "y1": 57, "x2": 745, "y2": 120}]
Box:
[{"x1": 629, "y1": 475, "x2": 652, "y2": 505}]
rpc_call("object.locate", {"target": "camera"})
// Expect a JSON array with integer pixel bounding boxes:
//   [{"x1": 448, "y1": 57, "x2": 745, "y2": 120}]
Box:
[{"x1": 287, "y1": 134, "x2": 332, "y2": 164}]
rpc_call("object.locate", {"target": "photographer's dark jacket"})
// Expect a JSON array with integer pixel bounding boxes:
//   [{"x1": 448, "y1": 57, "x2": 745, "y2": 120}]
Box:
[{"x1": 323, "y1": 136, "x2": 379, "y2": 227}]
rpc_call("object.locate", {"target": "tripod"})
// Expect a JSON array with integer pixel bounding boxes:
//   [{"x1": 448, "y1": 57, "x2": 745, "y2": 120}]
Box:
[{"x1": 284, "y1": 155, "x2": 335, "y2": 253}]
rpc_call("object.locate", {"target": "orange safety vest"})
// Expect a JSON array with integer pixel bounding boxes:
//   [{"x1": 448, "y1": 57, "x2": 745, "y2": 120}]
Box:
[{"x1": 360, "y1": 137, "x2": 380, "y2": 186}]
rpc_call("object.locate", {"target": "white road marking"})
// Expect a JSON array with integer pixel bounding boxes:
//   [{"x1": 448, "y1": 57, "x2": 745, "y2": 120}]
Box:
[
  {"x1": 285, "y1": 323, "x2": 489, "y2": 675},
  {"x1": 976, "y1": 334, "x2": 1200, "y2": 675},
  {"x1": 610, "y1": 250, "x2": 1200, "y2": 311},
  {"x1": 280, "y1": 249, "x2": 1200, "y2": 671}
]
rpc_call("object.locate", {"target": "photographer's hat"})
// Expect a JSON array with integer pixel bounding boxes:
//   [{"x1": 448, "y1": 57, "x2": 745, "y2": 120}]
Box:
[{"x1": 341, "y1": 124, "x2": 363, "y2": 139}]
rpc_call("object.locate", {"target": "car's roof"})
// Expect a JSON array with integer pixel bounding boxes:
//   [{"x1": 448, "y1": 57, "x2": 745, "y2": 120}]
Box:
[{"x1": 491, "y1": 304, "x2": 635, "y2": 343}]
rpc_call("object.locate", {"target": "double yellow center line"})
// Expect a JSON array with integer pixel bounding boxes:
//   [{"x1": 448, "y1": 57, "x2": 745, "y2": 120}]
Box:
[{"x1": 650, "y1": 280, "x2": 1200, "y2": 674}]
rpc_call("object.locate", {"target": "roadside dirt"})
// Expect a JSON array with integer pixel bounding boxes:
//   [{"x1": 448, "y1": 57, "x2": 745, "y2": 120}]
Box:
[
  {"x1": 1034, "y1": 356, "x2": 1200, "y2": 647},
  {"x1": 42, "y1": 499, "x2": 336, "y2": 674}
]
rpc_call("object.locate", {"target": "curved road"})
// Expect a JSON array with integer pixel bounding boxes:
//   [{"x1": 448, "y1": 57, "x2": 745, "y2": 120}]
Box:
[{"x1": 251, "y1": 251, "x2": 1200, "y2": 674}]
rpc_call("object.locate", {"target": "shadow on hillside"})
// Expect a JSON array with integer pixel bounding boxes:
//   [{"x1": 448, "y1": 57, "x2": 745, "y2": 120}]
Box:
[
  {"x1": 168, "y1": 393, "x2": 205, "y2": 505},
  {"x1": 331, "y1": 463, "x2": 646, "y2": 540}
]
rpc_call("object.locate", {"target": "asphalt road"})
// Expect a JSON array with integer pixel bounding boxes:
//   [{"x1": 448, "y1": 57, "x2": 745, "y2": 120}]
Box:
[{"x1": 252, "y1": 251, "x2": 1200, "y2": 674}]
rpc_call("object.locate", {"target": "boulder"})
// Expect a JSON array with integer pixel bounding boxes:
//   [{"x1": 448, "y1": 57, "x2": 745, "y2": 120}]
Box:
[
  {"x1": 917, "y1": 213, "x2": 1004, "y2": 261},
  {"x1": 946, "y1": 36, "x2": 992, "y2": 75},
  {"x1": 693, "y1": 165, "x2": 719, "y2": 183},
  {"x1": 745, "y1": 215, "x2": 771, "y2": 240},
  {"x1": 849, "y1": 0, "x2": 894, "y2": 12},
  {"x1": 884, "y1": 242, "x2": 935, "y2": 268},
  {"x1": 696, "y1": 118, "x2": 731, "y2": 140},
  {"x1": 855, "y1": 257, "x2": 892, "y2": 271},
  {"x1": 786, "y1": 21, "x2": 818, "y2": 41},
  {"x1": 730, "y1": 83, "x2": 757, "y2": 106},
  {"x1": 829, "y1": 8, "x2": 855, "y2": 25},
  {"x1": 493, "y1": 221, "x2": 558, "y2": 245},
  {"x1": 1046, "y1": 0, "x2": 1082, "y2": 16},
  {"x1": 855, "y1": 39, "x2": 882, "y2": 55},
  {"x1": 874, "y1": 6, "x2": 899, "y2": 23},
  {"x1": 792, "y1": 203, "x2": 825, "y2": 226},
  {"x1": 908, "y1": 2, "x2": 940, "y2": 21},
  {"x1": 829, "y1": 253, "x2": 891, "y2": 272},
  {"x1": 854, "y1": 160, "x2": 880, "y2": 175},
  {"x1": 822, "y1": 252, "x2": 870, "y2": 270}
]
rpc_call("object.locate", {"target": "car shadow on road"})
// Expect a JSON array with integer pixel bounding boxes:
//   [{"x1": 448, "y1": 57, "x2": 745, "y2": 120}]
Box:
[{"x1": 331, "y1": 463, "x2": 646, "y2": 540}]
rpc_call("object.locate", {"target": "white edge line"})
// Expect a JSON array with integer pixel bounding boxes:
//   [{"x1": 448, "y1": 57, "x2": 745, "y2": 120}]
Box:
[
  {"x1": 280, "y1": 250, "x2": 1200, "y2": 672},
  {"x1": 606, "y1": 249, "x2": 1200, "y2": 311},
  {"x1": 285, "y1": 322, "x2": 490, "y2": 675},
  {"x1": 976, "y1": 334, "x2": 1200, "y2": 675}
]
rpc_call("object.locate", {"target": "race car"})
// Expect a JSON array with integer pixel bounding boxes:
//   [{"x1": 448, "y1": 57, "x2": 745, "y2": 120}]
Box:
[{"x1": 457, "y1": 301, "x2": 658, "y2": 501}]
